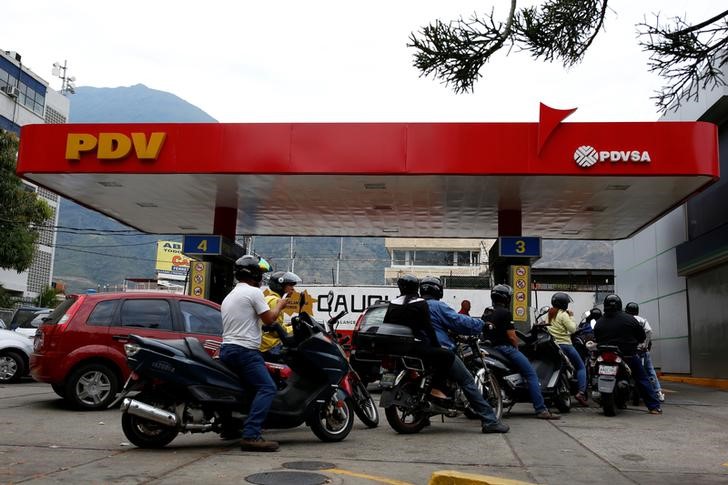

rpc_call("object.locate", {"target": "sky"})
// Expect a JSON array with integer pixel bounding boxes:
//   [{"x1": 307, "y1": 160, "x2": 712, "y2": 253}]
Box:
[{"x1": 3, "y1": 1, "x2": 721, "y2": 123}]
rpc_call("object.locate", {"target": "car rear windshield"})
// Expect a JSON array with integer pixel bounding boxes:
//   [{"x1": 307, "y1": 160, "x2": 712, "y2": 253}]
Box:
[{"x1": 43, "y1": 298, "x2": 78, "y2": 325}]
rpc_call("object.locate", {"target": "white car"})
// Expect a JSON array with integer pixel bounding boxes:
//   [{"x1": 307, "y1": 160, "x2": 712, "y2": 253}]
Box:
[{"x1": 0, "y1": 329, "x2": 33, "y2": 383}]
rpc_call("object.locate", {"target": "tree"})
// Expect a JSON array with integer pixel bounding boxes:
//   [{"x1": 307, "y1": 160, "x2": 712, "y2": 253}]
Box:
[
  {"x1": 35, "y1": 285, "x2": 59, "y2": 308},
  {"x1": 0, "y1": 130, "x2": 53, "y2": 272},
  {"x1": 409, "y1": 1, "x2": 728, "y2": 113}
]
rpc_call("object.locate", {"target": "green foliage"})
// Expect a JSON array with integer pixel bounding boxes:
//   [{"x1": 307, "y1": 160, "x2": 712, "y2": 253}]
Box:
[
  {"x1": 0, "y1": 130, "x2": 53, "y2": 272},
  {"x1": 0, "y1": 285, "x2": 18, "y2": 308},
  {"x1": 35, "y1": 286, "x2": 58, "y2": 308}
]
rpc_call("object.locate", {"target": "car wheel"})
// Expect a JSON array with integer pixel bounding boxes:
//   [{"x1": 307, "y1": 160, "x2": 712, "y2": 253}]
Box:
[
  {"x1": 65, "y1": 363, "x2": 119, "y2": 410},
  {"x1": 0, "y1": 350, "x2": 25, "y2": 383},
  {"x1": 51, "y1": 383, "x2": 67, "y2": 398}
]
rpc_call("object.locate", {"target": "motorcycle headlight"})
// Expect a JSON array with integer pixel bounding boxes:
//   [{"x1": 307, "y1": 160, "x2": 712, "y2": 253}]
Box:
[{"x1": 124, "y1": 343, "x2": 141, "y2": 357}]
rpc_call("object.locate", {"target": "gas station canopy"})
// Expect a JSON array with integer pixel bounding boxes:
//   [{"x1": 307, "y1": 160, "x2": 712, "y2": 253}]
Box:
[{"x1": 17, "y1": 117, "x2": 719, "y2": 239}]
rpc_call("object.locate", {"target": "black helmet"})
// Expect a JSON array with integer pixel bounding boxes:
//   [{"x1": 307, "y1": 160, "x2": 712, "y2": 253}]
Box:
[
  {"x1": 397, "y1": 274, "x2": 419, "y2": 296},
  {"x1": 588, "y1": 307, "x2": 603, "y2": 321},
  {"x1": 234, "y1": 255, "x2": 271, "y2": 283},
  {"x1": 491, "y1": 284, "x2": 513, "y2": 306},
  {"x1": 267, "y1": 271, "x2": 302, "y2": 295},
  {"x1": 603, "y1": 294, "x2": 622, "y2": 313},
  {"x1": 551, "y1": 292, "x2": 572, "y2": 311},
  {"x1": 625, "y1": 302, "x2": 639, "y2": 316},
  {"x1": 419, "y1": 276, "x2": 443, "y2": 300}
]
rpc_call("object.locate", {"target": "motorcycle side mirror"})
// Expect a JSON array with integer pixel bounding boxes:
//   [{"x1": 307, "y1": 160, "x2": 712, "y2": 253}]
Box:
[{"x1": 326, "y1": 290, "x2": 334, "y2": 317}]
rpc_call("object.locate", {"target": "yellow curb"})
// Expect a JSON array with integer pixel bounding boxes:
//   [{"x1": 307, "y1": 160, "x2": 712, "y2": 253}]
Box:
[
  {"x1": 428, "y1": 470, "x2": 534, "y2": 485},
  {"x1": 328, "y1": 468, "x2": 416, "y2": 485},
  {"x1": 660, "y1": 374, "x2": 728, "y2": 391}
]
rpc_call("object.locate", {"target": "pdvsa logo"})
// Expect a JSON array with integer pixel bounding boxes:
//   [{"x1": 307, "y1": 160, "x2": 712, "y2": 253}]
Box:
[
  {"x1": 574, "y1": 145, "x2": 651, "y2": 168},
  {"x1": 65, "y1": 132, "x2": 166, "y2": 161}
]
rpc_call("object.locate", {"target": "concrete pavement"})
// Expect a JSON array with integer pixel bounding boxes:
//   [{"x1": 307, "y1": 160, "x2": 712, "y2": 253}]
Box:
[{"x1": 1, "y1": 380, "x2": 727, "y2": 484}]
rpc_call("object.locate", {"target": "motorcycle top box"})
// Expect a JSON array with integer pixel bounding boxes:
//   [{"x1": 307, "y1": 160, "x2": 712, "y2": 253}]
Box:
[{"x1": 353, "y1": 323, "x2": 419, "y2": 356}]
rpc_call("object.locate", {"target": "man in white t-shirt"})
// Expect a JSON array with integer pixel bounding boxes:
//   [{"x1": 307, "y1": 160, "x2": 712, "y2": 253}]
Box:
[
  {"x1": 625, "y1": 302, "x2": 665, "y2": 402},
  {"x1": 219, "y1": 255, "x2": 288, "y2": 452}
]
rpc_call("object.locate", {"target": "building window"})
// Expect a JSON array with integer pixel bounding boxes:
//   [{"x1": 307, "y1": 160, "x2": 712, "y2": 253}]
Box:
[
  {"x1": 45, "y1": 106, "x2": 67, "y2": 124},
  {"x1": 392, "y1": 250, "x2": 408, "y2": 265},
  {"x1": 27, "y1": 249, "x2": 52, "y2": 293},
  {"x1": 414, "y1": 250, "x2": 451, "y2": 266}
]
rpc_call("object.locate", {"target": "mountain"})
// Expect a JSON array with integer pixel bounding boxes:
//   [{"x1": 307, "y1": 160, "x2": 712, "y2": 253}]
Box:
[
  {"x1": 53, "y1": 85, "x2": 612, "y2": 292},
  {"x1": 69, "y1": 84, "x2": 217, "y2": 123}
]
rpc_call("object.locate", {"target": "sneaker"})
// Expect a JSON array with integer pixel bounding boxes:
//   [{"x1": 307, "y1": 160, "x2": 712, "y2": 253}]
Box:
[
  {"x1": 649, "y1": 407, "x2": 663, "y2": 415},
  {"x1": 535, "y1": 410, "x2": 561, "y2": 420},
  {"x1": 575, "y1": 392, "x2": 589, "y2": 407},
  {"x1": 482, "y1": 421, "x2": 510, "y2": 434},
  {"x1": 240, "y1": 436, "x2": 280, "y2": 452},
  {"x1": 657, "y1": 391, "x2": 665, "y2": 402}
]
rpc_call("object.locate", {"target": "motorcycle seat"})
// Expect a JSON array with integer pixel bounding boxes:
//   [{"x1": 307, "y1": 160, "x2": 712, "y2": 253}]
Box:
[{"x1": 183, "y1": 337, "x2": 238, "y2": 378}]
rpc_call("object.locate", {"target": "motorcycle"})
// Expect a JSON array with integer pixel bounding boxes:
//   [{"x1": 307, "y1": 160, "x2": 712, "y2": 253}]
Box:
[
  {"x1": 323, "y1": 295, "x2": 380, "y2": 429},
  {"x1": 451, "y1": 334, "x2": 504, "y2": 420},
  {"x1": 480, "y1": 321, "x2": 574, "y2": 414},
  {"x1": 357, "y1": 323, "x2": 501, "y2": 434},
  {"x1": 115, "y1": 305, "x2": 356, "y2": 448},
  {"x1": 588, "y1": 342, "x2": 633, "y2": 416}
]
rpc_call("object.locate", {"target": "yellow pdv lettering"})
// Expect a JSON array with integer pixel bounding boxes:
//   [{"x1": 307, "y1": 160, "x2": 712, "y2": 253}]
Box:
[
  {"x1": 132, "y1": 132, "x2": 166, "y2": 159},
  {"x1": 65, "y1": 134, "x2": 98, "y2": 160},
  {"x1": 97, "y1": 133, "x2": 133, "y2": 160}
]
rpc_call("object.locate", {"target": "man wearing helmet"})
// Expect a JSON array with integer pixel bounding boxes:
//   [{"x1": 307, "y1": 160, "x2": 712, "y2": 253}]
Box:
[
  {"x1": 260, "y1": 271, "x2": 302, "y2": 361},
  {"x1": 419, "y1": 276, "x2": 509, "y2": 433},
  {"x1": 384, "y1": 274, "x2": 454, "y2": 400},
  {"x1": 546, "y1": 292, "x2": 588, "y2": 406},
  {"x1": 594, "y1": 295, "x2": 662, "y2": 414},
  {"x1": 485, "y1": 284, "x2": 560, "y2": 420},
  {"x1": 219, "y1": 255, "x2": 289, "y2": 452},
  {"x1": 625, "y1": 302, "x2": 664, "y2": 402}
]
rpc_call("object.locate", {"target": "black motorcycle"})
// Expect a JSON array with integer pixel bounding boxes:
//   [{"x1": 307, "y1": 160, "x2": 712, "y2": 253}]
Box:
[
  {"x1": 357, "y1": 323, "x2": 502, "y2": 434},
  {"x1": 480, "y1": 323, "x2": 574, "y2": 414},
  {"x1": 115, "y1": 309, "x2": 356, "y2": 448},
  {"x1": 589, "y1": 343, "x2": 633, "y2": 416},
  {"x1": 324, "y1": 300, "x2": 379, "y2": 429}
]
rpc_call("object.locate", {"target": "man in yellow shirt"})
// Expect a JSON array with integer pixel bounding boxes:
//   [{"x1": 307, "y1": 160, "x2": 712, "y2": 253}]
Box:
[
  {"x1": 547, "y1": 292, "x2": 588, "y2": 406},
  {"x1": 260, "y1": 271, "x2": 301, "y2": 361}
]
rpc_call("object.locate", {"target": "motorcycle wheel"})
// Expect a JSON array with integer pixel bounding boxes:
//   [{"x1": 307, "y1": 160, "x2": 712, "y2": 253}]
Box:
[
  {"x1": 351, "y1": 379, "x2": 379, "y2": 428},
  {"x1": 465, "y1": 369, "x2": 503, "y2": 420},
  {"x1": 121, "y1": 392, "x2": 179, "y2": 448},
  {"x1": 554, "y1": 375, "x2": 572, "y2": 413},
  {"x1": 384, "y1": 405, "x2": 429, "y2": 434},
  {"x1": 601, "y1": 392, "x2": 617, "y2": 417},
  {"x1": 308, "y1": 394, "x2": 354, "y2": 442}
]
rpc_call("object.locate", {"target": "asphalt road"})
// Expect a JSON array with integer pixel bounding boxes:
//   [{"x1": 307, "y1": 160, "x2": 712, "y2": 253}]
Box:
[{"x1": 1, "y1": 380, "x2": 727, "y2": 485}]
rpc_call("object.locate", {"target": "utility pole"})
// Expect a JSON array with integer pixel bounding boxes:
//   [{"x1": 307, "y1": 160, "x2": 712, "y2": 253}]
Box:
[
  {"x1": 335, "y1": 237, "x2": 343, "y2": 285},
  {"x1": 289, "y1": 236, "x2": 295, "y2": 273}
]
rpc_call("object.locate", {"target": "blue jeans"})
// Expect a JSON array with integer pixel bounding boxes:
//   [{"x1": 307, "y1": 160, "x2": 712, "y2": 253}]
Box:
[
  {"x1": 219, "y1": 344, "x2": 277, "y2": 439},
  {"x1": 559, "y1": 344, "x2": 586, "y2": 394},
  {"x1": 495, "y1": 345, "x2": 547, "y2": 413},
  {"x1": 449, "y1": 356, "x2": 499, "y2": 426},
  {"x1": 641, "y1": 351, "x2": 662, "y2": 393},
  {"x1": 626, "y1": 354, "x2": 660, "y2": 411}
]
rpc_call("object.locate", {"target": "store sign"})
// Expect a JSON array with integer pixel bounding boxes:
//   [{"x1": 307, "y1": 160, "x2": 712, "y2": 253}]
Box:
[
  {"x1": 156, "y1": 240, "x2": 190, "y2": 275},
  {"x1": 65, "y1": 132, "x2": 166, "y2": 161},
  {"x1": 574, "y1": 145, "x2": 651, "y2": 168}
]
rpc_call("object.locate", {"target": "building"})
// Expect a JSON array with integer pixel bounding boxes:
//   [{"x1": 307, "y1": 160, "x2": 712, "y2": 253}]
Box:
[
  {"x1": 614, "y1": 63, "x2": 728, "y2": 378},
  {"x1": 0, "y1": 49, "x2": 69, "y2": 303},
  {"x1": 384, "y1": 238, "x2": 491, "y2": 284}
]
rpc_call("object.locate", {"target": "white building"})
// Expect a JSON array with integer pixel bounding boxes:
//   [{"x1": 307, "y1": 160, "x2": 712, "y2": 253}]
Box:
[{"x1": 0, "y1": 50, "x2": 70, "y2": 302}]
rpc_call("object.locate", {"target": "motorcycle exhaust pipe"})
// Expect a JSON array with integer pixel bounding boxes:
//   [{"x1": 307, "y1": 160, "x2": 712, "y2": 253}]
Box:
[{"x1": 121, "y1": 398, "x2": 178, "y2": 427}]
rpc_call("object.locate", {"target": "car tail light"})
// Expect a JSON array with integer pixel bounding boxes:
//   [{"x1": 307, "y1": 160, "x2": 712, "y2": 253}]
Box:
[{"x1": 55, "y1": 297, "x2": 83, "y2": 331}]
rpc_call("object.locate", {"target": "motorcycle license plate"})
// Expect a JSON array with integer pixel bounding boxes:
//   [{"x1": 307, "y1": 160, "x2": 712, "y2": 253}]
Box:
[
  {"x1": 380, "y1": 373, "x2": 396, "y2": 388},
  {"x1": 599, "y1": 365, "x2": 618, "y2": 376}
]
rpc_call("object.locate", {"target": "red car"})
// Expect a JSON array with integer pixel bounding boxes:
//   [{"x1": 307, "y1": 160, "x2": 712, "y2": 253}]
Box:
[{"x1": 31, "y1": 292, "x2": 222, "y2": 410}]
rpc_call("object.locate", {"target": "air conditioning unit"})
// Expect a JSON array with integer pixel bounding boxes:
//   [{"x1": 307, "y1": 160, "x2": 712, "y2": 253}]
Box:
[{"x1": 1, "y1": 85, "x2": 20, "y2": 98}]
